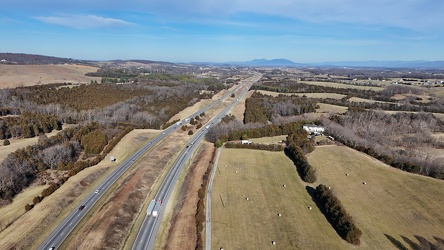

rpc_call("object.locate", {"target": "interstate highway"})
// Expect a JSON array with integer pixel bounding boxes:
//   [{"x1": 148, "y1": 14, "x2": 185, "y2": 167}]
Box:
[{"x1": 38, "y1": 72, "x2": 261, "y2": 250}]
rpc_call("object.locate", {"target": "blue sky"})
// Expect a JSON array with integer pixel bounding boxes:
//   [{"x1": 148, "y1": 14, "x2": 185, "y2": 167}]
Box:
[{"x1": 1, "y1": 0, "x2": 443, "y2": 62}]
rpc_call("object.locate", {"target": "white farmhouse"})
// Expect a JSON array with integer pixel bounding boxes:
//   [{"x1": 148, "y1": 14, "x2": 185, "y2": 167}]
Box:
[{"x1": 303, "y1": 124, "x2": 325, "y2": 134}]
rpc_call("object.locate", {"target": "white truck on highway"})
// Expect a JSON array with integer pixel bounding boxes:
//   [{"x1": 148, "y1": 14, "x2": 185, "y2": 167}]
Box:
[{"x1": 146, "y1": 200, "x2": 156, "y2": 216}]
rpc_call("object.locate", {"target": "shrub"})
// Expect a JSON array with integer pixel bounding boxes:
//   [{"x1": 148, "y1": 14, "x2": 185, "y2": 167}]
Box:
[
  {"x1": 315, "y1": 184, "x2": 362, "y2": 245},
  {"x1": 33, "y1": 196, "x2": 42, "y2": 204},
  {"x1": 214, "y1": 139, "x2": 223, "y2": 148},
  {"x1": 285, "y1": 145, "x2": 317, "y2": 183},
  {"x1": 3, "y1": 139, "x2": 10, "y2": 146},
  {"x1": 25, "y1": 204, "x2": 34, "y2": 211},
  {"x1": 188, "y1": 130, "x2": 194, "y2": 135}
]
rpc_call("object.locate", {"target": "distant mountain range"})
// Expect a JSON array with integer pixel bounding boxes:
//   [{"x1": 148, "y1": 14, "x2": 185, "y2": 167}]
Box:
[
  {"x1": 2, "y1": 53, "x2": 444, "y2": 69},
  {"x1": 232, "y1": 58, "x2": 302, "y2": 67},
  {"x1": 231, "y1": 58, "x2": 444, "y2": 69},
  {"x1": 315, "y1": 60, "x2": 444, "y2": 69}
]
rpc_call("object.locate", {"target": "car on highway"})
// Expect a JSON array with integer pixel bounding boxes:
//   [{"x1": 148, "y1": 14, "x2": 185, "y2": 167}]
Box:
[
  {"x1": 49, "y1": 247, "x2": 55, "y2": 250},
  {"x1": 94, "y1": 189, "x2": 99, "y2": 194},
  {"x1": 78, "y1": 205, "x2": 85, "y2": 211}
]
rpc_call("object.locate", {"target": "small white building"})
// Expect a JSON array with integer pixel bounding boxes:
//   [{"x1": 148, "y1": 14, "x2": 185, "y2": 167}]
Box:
[
  {"x1": 241, "y1": 140, "x2": 252, "y2": 144},
  {"x1": 303, "y1": 124, "x2": 325, "y2": 134}
]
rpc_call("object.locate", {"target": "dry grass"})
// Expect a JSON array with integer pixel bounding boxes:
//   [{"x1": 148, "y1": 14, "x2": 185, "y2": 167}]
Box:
[
  {"x1": 316, "y1": 103, "x2": 348, "y2": 114},
  {"x1": 300, "y1": 81, "x2": 384, "y2": 91},
  {"x1": 0, "y1": 185, "x2": 48, "y2": 231},
  {"x1": 307, "y1": 145, "x2": 444, "y2": 249},
  {"x1": 212, "y1": 148, "x2": 349, "y2": 250},
  {"x1": 256, "y1": 90, "x2": 347, "y2": 99},
  {"x1": 230, "y1": 90, "x2": 253, "y2": 121},
  {"x1": 0, "y1": 64, "x2": 100, "y2": 88},
  {"x1": 249, "y1": 135, "x2": 287, "y2": 144},
  {"x1": 348, "y1": 97, "x2": 389, "y2": 104}
]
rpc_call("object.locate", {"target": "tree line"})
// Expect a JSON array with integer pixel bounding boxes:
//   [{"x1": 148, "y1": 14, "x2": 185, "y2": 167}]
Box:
[
  {"x1": 0, "y1": 113, "x2": 62, "y2": 139},
  {"x1": 205, "y1": 116, "x2": 312, "y2": 144},
  {"x1": 284, "y1": 129, "x2": 317, "y2": 183},
  {"x1": 224, "y1": 141, "x2": 284, "y2": 151},
  {"x1": 314, "y1": 184, "x2": 362, "y2": 245}
]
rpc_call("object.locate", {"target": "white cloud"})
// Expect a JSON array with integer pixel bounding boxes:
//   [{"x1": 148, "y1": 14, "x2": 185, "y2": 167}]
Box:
[
  {"x1": 146, "y1": 0, "x2": 444, "y2": 31},
  {"x1": 34, "y1": 14, "x2": 135, "y2": 29},
  {"x1": 12, "y1": 0, "x2": 444, "y2": 32}
]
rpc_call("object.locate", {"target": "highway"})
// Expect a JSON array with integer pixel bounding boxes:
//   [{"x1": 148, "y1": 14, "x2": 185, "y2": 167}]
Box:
[
  {"x1": 132, "y1": 72, "x2": 261, "y2": 250},
  {"x1": 38, "y1": 72, "x2": 261, "y2": 250}
]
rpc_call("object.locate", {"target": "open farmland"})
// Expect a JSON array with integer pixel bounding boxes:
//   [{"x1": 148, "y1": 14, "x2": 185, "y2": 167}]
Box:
[
  {"x1": 316, "y1": 103, "x2": 348, "y2": 113},
  {"x1": 211, "y1": 148, "x2": 349, "y2": 250},
  {"x1": 256, "y1": 90, "x2": 347, "y2": 99},
  {"x1": 307, "y1": 145, "x2": 444, "y2": 249},
  {"x1": 0, "y1": 64, "x2": 100, "y2": 88},
  {"x1": 348, "y1": 97, "x2": 389, "y2": 104},
  {"x1": 299, "y1": 81, "x2": 384, "y2": 91}
]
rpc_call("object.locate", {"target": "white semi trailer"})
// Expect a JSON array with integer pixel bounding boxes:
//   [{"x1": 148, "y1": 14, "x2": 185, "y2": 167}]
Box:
[{"x1": 146, "y1": 200, "x2": 156, "y2": 215}]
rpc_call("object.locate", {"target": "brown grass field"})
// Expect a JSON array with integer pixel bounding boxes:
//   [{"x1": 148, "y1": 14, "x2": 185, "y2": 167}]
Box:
[
  {"x1": 230, "y1": 90, "x2": 253, "y2": 121},
  {"x1": 307, "y1": 145, "x2": 444, "y2": 249},
  {"x1": 316, "y1": 103, "x2": 348, "y2": 114},
  {"x1": 211, "y1": 148, "x2": 350, "y2": 250},
  {"x1": 299, "y1": 81, "x2": 384, "y2": 91},
  {"x1": 0, "y1": 64, "x2": 100, "y2": 88},
  {"x1": 249, "y1": 135, "x2": 287, "y2": 144},
  {"x1": 256, "y1": 90, "x2": 346, "y2": 99},
  {"x1": 348, "y1": 97, "x2": 389, "y2": 103}
]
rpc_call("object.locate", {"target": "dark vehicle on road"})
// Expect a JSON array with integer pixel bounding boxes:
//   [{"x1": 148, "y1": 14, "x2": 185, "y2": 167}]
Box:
[{"x1": 78, "y1": 205, "x2": 85, "y2": 211}]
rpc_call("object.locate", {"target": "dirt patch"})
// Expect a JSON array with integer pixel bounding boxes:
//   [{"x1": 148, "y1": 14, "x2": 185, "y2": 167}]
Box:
[{"x1": 162, "y1": 142, "x2": 214, "y2": 250}]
